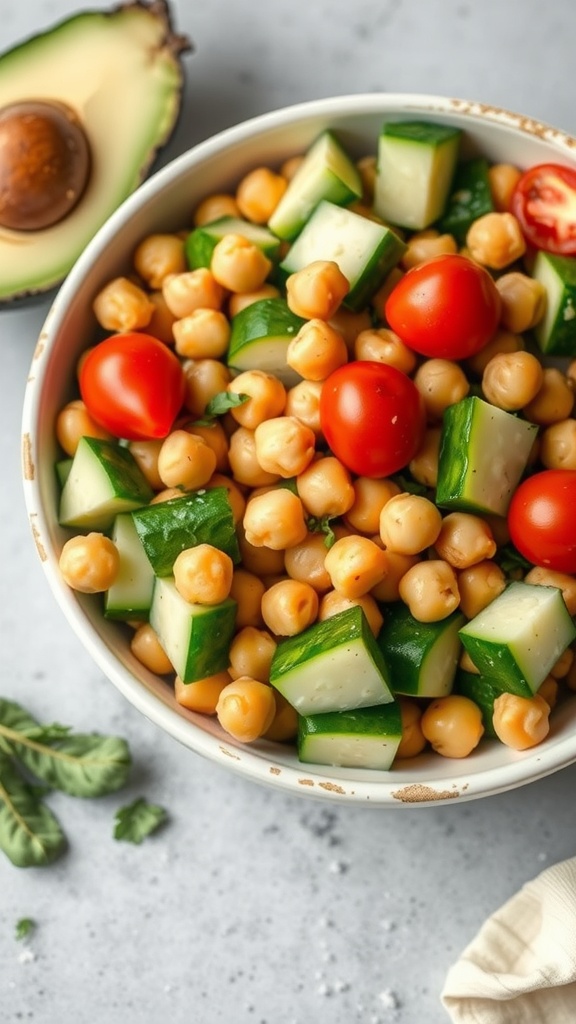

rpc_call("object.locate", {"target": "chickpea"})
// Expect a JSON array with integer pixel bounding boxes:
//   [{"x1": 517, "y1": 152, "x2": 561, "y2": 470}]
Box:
[
  {"x1": 130, "y1": 623, "x2": 173, "y2": 675},
  {"x1": 550, "y1": 647, "x2": 574, "y2": 680},
  {"x1": 324, "y1": 535, "x2": 388, "y2": 599},
  {"x1": 216, "y1": 677, "x2": 276, "y2": 743},
  {"x1": 492, "y1": 692, "x2": 550, "y2": 750},
  {"x1": 261, "y1": 579, "x2": 319, "y2": 636},
  {"x1": 537, "y1": 675, "x2": 559, "y2": 710},
  {"x1": 434, "y1": 512, "x2": 497, "y2": 569},
  {"x1": 457, "y1": 560, "x2": 506, "y2": 619},
  {"x1": 204, "y1": 472, "x2": 246, "y2": 524},
  {"x1": 286, "y1": 260, "x2": 349, "y2": 320},
  {"x1": 228, "y1": 626, "x2": 277, "y2": 682},
  {"x1": 193, "y1": 192, "x2": 240, "y2": 225},
  {"x1": 144, "y1": 290, "x2": 178, "y2": 344},
  {"x1": 379, "y1": 493, "x2": 442, "y2": 555},
  {"x1": 173, "y1": 544, "x2": 234, "y2": 605},
  {"x1": 229, "y1": 569, "x2": 266, "y2": 629},
  {"x1": 354, "y1": 327, "x2": 417, "y2": 374},
  {"x1": 263, "y1": 691, "x2": 299, "y2": 742},
  {"x1": 540, "y1": 418, "x2": 576, "y2": 470},
  {"x1": 157, "y1": 430, "x2": 217, "y2": 490},
  {"x1": 401, "y1": 231, "x2": 457, "y2": 270},
  {"x1": 318, "y1": 589, "x2": 384, "y2": 638},
  {"x1": 398, "y1": 560, "x2": 460, "y2": 622},
  {"x1": 284, "y1": 532, "x2": 332, "y2": 593},
  {"x1": 344, "y1": 476, "x2": 401, "y2": 536},
  {"x1": 228, "y1": 283, "x2": 280, "y2": 317},
  {"x1": 237, "y1": 529, "x2": 286, "y2": 576},
  {"x1": 296, "y1": 456, "x2": 355, "y2": 519},
  {"x1": 211, "y1": 233, "x2": 272, "y2": 293},
  {"x1": 459, "y1": 649, "x2": 480, "y2": 674},
  {"x1": 163, "y1": 268, "x2": 225, "y2": 318},
  {"x1": 59, "y1": 533, "x2": 119, "y2": 593},
  {"x1": 254, "y1": 416, "x2": 316, "y2": 477},
  {"x1": 421, "y1": 695, "x2": 484, "y2": 758},
  {"x1": 182, "y1": 358, "x2": 232, "y2": 417},
  {"x1": 185, "y1": 420, "x2": 229, "y2": 472},
  {"x1": 370, "y1": 550, "x2": 420, "y2": 603},
  {"x1": 408, "y1": 426, "x2": 442, "y2": 488},
  {"x1": 280, "y1": 154, "x2": 305, "y2": 181},
  {"x1": 284, "y1": 379, "x2": 323, "y2": 436},
  {"x1": 481, "y1": 350, "x2": 544, "y2": 411},
  {"x1": 466, "y1": 212, "x2": 526, "y2": 269},
  {"x1": 175, "y1": 671, "x2": 232, "y2": 714},
  {"x1": 466, "y1": 328, "x2": 524, "y2": 376},
  {"x1": 173, "y1": 308, "x2": 231, "y2": 359},
  {"x1": 127, "y1": 439, "x2": 164, "y2": 490},
  {"x1": 523, "y1": 367, "x2": 574, "y2": 426},
  {"x1": 56, "y1": 399, "x2": 112, "y2": 456},
  {"x1": 92, "y1": 276, "x2": 154, "y2": 332},
  {"x1": 523, "y1": 566, "x2": 576, "y2": 616},
  {"x1": 495, "y1": 271, "x2": 547, "y2": 333},
  {"x1": 133, "y1": 233, "x2": 186, "y2": 289},
  {"x1": 488, "y1": 163, "x2": 522, "y2": 211},
  {"x1": 396, "y1": 699, "x2": 427, "y2": 758},
  {"x1": 243, "y1": 488, "x2": 308, "y2": 550},
  {"x1": 228, "y1": 427, "x2": 279, "y2": 487},
  {"x1": 287, "y1": 318, "x2": 348, "y2": 381},
  {"x1": 149, "y1": 487, "x2": 186, "y2": 504},
  {"x1": 226, "y1": 369, "x2": 287, "y2": 430},
  {"x1": 328, "y1": 306, "x2": 372, "y2": 349},
  {"x1": 235, "y1": 166, "x2": 287, "y2": 223},
  {"x1": 372, "y1": 266, "x2": 404, "y2": 314},
  {"x1": 413, "y1": 359, "x2": 470, "y2": 422},
  {"x1": 356, "y1": 153, "x2": 377, "y2": 200}
]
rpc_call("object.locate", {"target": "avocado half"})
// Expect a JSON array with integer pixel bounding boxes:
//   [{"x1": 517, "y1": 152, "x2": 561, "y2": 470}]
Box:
[{"x1": 0, "y1": 1, "x2": 192, "y2": 303}]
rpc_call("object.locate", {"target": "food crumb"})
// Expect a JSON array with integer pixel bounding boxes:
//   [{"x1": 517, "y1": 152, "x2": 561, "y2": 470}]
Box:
[
  {"x1": 328, "y1": 858, "x2": 349, "y2": 874},
  {"x1": 18, "y1": 949, "x2": 36, "y2": 965},
  {"x1": 378, "y1": 988, "x2": 401, "y2": 1009}
]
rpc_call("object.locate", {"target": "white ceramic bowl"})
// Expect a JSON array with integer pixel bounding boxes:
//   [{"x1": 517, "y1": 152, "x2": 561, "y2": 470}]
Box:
[{"x1": 22, "y1": 93, "x2": 576, "y2": 807}]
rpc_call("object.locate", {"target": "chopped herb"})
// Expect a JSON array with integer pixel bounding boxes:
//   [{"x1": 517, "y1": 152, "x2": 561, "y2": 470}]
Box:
[
  {"x1": 193, "y1": 391, "x2": 250, "y2": 425},
  {"x1": 114, "y1": 797, "x2": 167, "y2": 845},
  {"x1": 497, "y1": 543, "x2": 532, "y2": 575},
  {"x1": 15, "y1": 918, "x2": 35, "y2": 941},
  {"x1": 306, "y1": 514, "x2": 337, "y2": 548},
  {"x1": 391, "y1": 474, "x2": 429, "y2": 496}
]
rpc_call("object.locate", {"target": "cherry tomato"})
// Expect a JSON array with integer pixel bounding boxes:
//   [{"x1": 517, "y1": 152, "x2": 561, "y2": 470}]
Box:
[
  {"x1": 507, "y1": 469, "x2": 576, "y2": 573},
  {"x1": 384, "y1": 253, "x2": 501, "y2": 359},
  {"x1": 79, "y1": 333, "x2": 186, "y2": 440},
  {"x1": 319, "y1": 360, "x2": 426, "y2": 478},
  {"x1": 511, "y1": 163, "x2": 576, "y2": 256}
]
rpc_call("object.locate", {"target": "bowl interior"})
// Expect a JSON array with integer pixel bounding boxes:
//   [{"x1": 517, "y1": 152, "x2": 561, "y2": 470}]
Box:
[{"x1": 22, "y1": 93, "x2": 576, "y2": 806}]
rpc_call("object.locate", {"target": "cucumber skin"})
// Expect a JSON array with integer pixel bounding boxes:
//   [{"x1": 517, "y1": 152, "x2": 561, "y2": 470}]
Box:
[
  {"x1": 298, "y1": 702, "x2": 402, "y2": 769},
  {"x1": 381, "y1": 121, "x2": 461, "y2": 145},
  {"x1": 532, "y1": 251, "x2": 576, "y2": 355},
  {"x1": 185, "y1": 217, "x2": 282, "y2": 270},
  {"x1": 59, "y1": 437, "x2": 154, "y2": 530},
  {"x1": 454, "y1": 670, "x2": 499, "y2": 737},
  {"x1": 376, "y1": 604, "x2": 465, "y2": 697},
  {"x1": 436, "y1": 157, "x2": 494, "y2": 243},
  {"x1": 227, "y1": 298, "x2": 306, "y2": 361}
]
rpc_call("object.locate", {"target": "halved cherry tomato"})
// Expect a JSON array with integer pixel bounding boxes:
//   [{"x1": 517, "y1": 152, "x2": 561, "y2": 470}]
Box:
[
  {"x1": 511, "y1": 163, "x2": 576, "y2": 256},
  {"x1": 384, "y1": 253, "x2": 501, "y2": 359},
  {"x1": 79, "y1": 332, "x2": 186, "y2": 440},
  {"x1": 319, "y1": 360, "x2": 426, "y2": 478},
  {"x1": 507, "y1": 469, "x2": 576, "y2": 573}
]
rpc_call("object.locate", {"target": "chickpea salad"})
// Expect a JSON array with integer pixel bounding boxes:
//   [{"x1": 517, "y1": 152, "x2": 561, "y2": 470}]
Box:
[{"x1": 54, "y1": 120, "x2": 576, "y2": 772}]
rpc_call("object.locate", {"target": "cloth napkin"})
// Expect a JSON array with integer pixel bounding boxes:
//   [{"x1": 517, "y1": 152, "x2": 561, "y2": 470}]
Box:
[{"x1": 441, "y1": 856, "x2": 576, "y2": 1023}]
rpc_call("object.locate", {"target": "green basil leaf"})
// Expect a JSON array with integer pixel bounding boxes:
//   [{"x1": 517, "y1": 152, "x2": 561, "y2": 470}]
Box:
[
  {"x1": 306, "y1": 514, "x2": 337, "y2": 549},
  {"x1": 14, "y1": 734, "x2": 132, "y2": 799},
  {"x1": 113, "y1": 797, "x2": 167, "y2": 844},
  {"x1": 0, "y1": 754, "x2": 66, "y2": 868}
]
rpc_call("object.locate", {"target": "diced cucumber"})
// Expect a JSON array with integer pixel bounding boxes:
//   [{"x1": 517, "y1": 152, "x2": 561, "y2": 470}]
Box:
[
  {"x1": 269, "y1": 605, "x2": 394, "y2": 716},
  {"x1": 280, "y1": 199, "x2": 406, "y2": 311},
  {"x1": 268, "y1": 130, "x2": 362, "y2": 241},
  {"x1": 458, "y1": 582, "x2": 576, "y2": 697},
  {"x1": 532, "y1": 250, "x2": 576, "y2": 355},
  {"x1": 435, "y1": 396, "x2": 538, "y2": 516},
  {"x1": 58, "y1": 436, "x2": 153, "y2": 531},
  {"x1": 131, "y1": 487, "x2": 240, "y2": 577},
  {"x1": 55, "y1": 458, "x2": 73, "y2": 488},
  {"x1": 298, "y1": 701, "x2": 402, "y2": 770},
  {"x1": 374, "y1": 120, "x2": 461, "y2": 230},
  {"x1": 436, "y1": 157, "x2": 494, "y2": 242},
  {"x1": 150, "y1": 577, "x2": 236, "y2": 683},
  {"x1": 227, "y1": 297, "x2": 306, "y2": 387},
  {"x1": 454, "y1": 669, "x2": 500, "y2": 738},
  {"x1": 104, "y1": 513, "x2": 155, "y2": 621},
  {"x1": 185, "y1": 216, "x2": 282, "y2": 269},
  {"x1": 376, "y1": 604, "x2": 465, "y2": 697}
]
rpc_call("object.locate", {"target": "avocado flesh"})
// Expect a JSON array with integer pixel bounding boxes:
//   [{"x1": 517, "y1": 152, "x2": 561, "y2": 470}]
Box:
[{"x1": 0, "y1": 2, "x2": 190, "y2": 303}]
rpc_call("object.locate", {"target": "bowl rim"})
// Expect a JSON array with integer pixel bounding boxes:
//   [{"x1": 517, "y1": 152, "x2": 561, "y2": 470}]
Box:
[{"x1": 21, "y1": 91, "x2": 576, "y2": 807}]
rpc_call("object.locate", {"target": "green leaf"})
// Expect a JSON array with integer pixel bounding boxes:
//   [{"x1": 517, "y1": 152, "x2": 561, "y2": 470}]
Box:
[
  {"x1": 193, "y1": 390, "x2": 249, "y2": 425},
  {"x1": 306, "y1": 514, "x2": 337, "y2": 549},
  {"x1": 114, "y1": 797, "x2": 168, "y2": 845},
  {"x1": 15, "y1": 918, "x2": 35, "y2": 941},
  {"x1": 497, "y1": 543, "x2": 532, "y2": 576},
  {"x1": 391, "y1": 473, "x2": 429, "y2": 496},
  {"x1": 0, "y1": 754, "x2": 66, "y2": 868}
]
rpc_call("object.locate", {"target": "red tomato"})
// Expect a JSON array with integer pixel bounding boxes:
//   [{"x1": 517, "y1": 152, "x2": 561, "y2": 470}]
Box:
[
  {"x1": 508, "y1": 469, "x2": 576, "y2": 573},
  {"x1": 384, "y1": 254, "x2": 501, "y2": 359},
  {"x1": 511, "y1": 163, "x2": 576, "y2": 256},
  {"x1": 79, "y1": 333, "x2": 186, "y2": 440},
  {"x1": 319, "y1": 360, "x2": 426, "y2": 478}
]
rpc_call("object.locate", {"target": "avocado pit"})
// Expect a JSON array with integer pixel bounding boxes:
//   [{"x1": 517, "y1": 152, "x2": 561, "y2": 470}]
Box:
[{"x1": 0, "y1": 100, "x2": 91, "y2": 231}]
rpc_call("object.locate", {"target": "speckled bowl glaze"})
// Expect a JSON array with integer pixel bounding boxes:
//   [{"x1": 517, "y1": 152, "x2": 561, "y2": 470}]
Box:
[{"x1": 22, "y1": 94, "x2": 576, "y2": 806}]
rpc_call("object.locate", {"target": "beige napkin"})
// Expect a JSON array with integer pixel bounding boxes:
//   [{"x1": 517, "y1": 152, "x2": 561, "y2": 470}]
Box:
[{"x1": 441, "y1": 856, "x2": 576, "y2": 1023}]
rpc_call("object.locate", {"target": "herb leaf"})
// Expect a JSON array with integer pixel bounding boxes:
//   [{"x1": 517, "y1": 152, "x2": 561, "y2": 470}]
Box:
[
  {"x1": 306, "y1": 514, "x2": 337, "y2": 548},
  {"x1": 114, "y1": 797, "x2": 167, "y2": 845},
  {"x1": 0, "y1": 753, "x2": 66, "y2": 868},
  {"x1": 193, "y1": 391, "x2": 249, "y2": 425},
  {"x1": 15, "y1": 918, "x2": 35, "y2": 941}
]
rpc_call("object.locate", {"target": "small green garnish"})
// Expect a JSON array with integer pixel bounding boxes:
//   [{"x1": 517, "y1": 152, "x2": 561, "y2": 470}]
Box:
[
  {"x1": 113, "y1": 797, "x2": 167, "y2": 845},
  {"x1": 15, "y1": 918, "x2": 35, "y2": 941},
  {"x1": 193, "y1": 391, "x2": 249, "y2": 425},
  {"x1": 306, "y1": 514, "x2": 337, "y2": 548}
]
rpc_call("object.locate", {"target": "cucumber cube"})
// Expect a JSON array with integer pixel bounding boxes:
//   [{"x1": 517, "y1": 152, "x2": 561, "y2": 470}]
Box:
[
  {"x1": 298, "y1": 702, "x2": 402, "y2": 770},
  {"x1": 454, "y1": 669, "x2": 501, "y2": 738},
  {"x1": 58, "y1": 436, "x2": 153, "y2": 531},
  {"x1": 436, "y1": 157, "x2": 494, "y2": 242},
  {"x1": 104, "y1": 513, "x2": 155, "y2": 621},
  {"x1": 436, "y1": 396, "x2": 538, "y2": 516},
  {"x1": 376, "y1": 604, "x2": 465, "y2": 697},
  {"x1": 532, "y1": 250, "x2": 576, "y2": 355},
  {"x1": 270, "y1": 605, "x2": 394, "y2": 716},
  {"x1": 374, "y1": 120, "x2": 461, "y2": 230},
  {"x1": 150, "y1": 578, "x2": 237, "y2": 683},
  {"x1": 185, "y1": 216, "x2": 282, "y2": 269},
  {"x1": 458, "y1": 582, "x2": 576, "y2": 697},
  {"x1": 227, "y1": 297, "x2": 306, "y2": 387},
  {"x1": 280, "y1": 199, "x2": 406, "y2": 310}
]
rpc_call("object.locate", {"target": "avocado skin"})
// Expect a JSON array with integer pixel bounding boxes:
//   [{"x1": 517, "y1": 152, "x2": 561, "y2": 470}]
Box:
[{"x1": 0, "y1": 1, "x2": 193, "y2": 305}]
